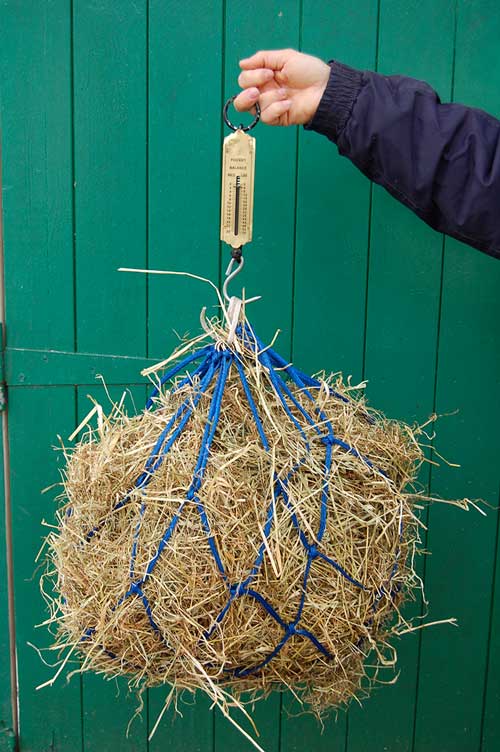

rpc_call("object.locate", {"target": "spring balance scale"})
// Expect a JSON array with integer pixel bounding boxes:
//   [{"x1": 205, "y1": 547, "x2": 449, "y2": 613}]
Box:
[{"x1": 220, "y1": 96, "x2": 261, "y2": 341}]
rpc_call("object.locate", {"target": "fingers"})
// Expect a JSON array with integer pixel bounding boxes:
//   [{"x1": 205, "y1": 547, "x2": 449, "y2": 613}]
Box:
[
  {"x1": 258, "y1": 88, "x2": 288, "y2": 112},
  {"x1": 239, "y1": 48, "x2": 295, "y2": 71},
  {"x1": 234, "y1": 87, "x2": 260, "y2": 113},
  {"x1": 238, "y1": 68, "x2": 274, "y2": 88},
  {"x1": 234, "y1": 87, "x2": 290, "y2": 125},
  {"x1": 260, "y1": 98, "x2": 291, "y2": 125}
]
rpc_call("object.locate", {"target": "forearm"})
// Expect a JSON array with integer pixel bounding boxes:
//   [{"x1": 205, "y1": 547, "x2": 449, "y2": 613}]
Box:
[{"x1": 306, "y1": 61, "x2": 500, "y2": 259}]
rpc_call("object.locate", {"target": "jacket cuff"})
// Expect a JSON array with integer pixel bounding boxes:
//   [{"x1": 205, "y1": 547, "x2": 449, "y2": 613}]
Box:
[{"x1": 304, "y1": 60, "x2": 364, "y2": 142}]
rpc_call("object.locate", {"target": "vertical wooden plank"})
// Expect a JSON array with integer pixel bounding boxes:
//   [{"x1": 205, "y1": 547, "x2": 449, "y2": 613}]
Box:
[
  {"x1": 284, "y1": 2, "x2": 378, "y2": 751},
  {"x1": 213, "y1": 3, "x2": 300, "y2": 751},
  {"x1": 221, "y1": 1, "x2": 300, "y2": 356},
  {"x1": 215, "y1": 697, "x2": 282, "y2": 752},
  {"x1": 482, "y1": 493, "x2": 500, "y2": 752},
  {"x1": 147, "y1": 0, "x2": 223, "y2": 362},
  {"x1": 0, "y1": 421, "x2": 15, "y2": 750},
  {"x1": 414, "y1": 257, "x2": 500, "y2": 752},
  {"x1": 74, "y1": 0, "x2": 147, "y2": 357},
  {"x1": 150, "y1": 692, "x2": 213, "y2": 752},
  {"x1": 414, "y1": 3, "x2": 500, "y2": 749},
  {"x1": 348, "y1": 3, "x2": 456, "y2": 752},
  {"x1": 72, "y1": 2, "x2": 148, "y2": 748},
  {"x1": 1, "y1": 80, "x2": 14, "y2": 746},
  {"x1": 0, "y1": 0, "x2": 74, "y2": 351},
  {"x1": 293, "y1": 0, "x2": 378, "y2": 380},
  {"x1": 147, "y1": 1, "x2": 222, "y2": 749},
  {"x1": 281, "y1": 708, "x2": 347, "y2": 752},
  {"x1": 76, "y1": 385, "x2": 148, "y2": 752},
  {"x1": 0, "y1": 2, "x2": 78, "y2": 748},
  {"x1": 8, "y1": 386, "x2": 82, "y2": 752}
]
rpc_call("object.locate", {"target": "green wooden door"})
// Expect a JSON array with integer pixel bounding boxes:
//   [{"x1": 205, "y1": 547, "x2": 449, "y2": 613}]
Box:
[{"x1": 1, "y1": 2, "x2": 499, "y2": 751}]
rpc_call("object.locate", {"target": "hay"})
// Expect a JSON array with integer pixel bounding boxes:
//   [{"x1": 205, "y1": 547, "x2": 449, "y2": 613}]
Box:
[{"x1": 40, "y1": 315, "x2": 466, "y2": 738}]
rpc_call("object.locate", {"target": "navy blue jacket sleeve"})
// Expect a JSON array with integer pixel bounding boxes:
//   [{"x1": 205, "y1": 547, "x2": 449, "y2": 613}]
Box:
[{"x1": 305, "y1": 61, "x2": 500, "y2": 259}]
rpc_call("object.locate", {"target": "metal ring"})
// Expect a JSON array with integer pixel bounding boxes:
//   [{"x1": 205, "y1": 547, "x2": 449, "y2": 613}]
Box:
[{"x1": 223, "y1": 95, "x2": 260, "y2": 132}]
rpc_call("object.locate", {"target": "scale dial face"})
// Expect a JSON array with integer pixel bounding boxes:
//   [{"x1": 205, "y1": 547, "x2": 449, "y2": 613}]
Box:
[{"x1": 220, "y1": 128, "x2": 256, "y2": 250}]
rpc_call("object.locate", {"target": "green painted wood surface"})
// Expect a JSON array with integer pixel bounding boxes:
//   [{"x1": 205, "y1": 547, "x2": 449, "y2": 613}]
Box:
[
  {"x1": 0, "y1": 0, "x2": 74, "y2": 352},
  {"x1": 347, "y1": 3, "x2": 456, "y2": 752},
  {"x1": 483, "y1": 494, "x2": 500, "y2": 752},
  {"x1": 8, "y1": 387, "x2": 82, "y2": 752},
  {"x1": 73, "y1": 0, "x2": 147, "y2": 358},
  {"x1": 413, "y1": 5, "x2": 500, "y2": 750},
  {"x1": 0, "y1": 425, "x2": 14, "y2": 751},
  {"x1": 147, "y1": 0, "x2": 223, "y2": 368},
  {"x1": 73, "y1": 1, "x2": 149, "y2": 746},
  {"x1": 5, "y1": 348, "x2": 156, "y2": 387},
  {"x1": 293, "y1": 0, "x2": 378, "y2": 381},
  {"x1": 147, "y1": 1, "x2": 223, "y2": 746},
  {"x1": 289, "y1": 3, "x2": 379, "y2": 750},
  {"x1": 1, "y1": 1, "x2": 500, "y2": 751},
  {"x1": 76, "y1": 385, "x2": 148, "y2": 752}
]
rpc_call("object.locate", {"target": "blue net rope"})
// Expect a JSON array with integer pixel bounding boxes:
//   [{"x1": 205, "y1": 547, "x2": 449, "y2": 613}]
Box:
[{"x1": 81, "y1": 323, "x2": 402, "y2": 676}]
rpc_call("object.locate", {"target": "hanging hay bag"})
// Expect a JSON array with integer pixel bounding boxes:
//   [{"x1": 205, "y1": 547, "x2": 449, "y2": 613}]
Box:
[{"x1": 42, "y1": 318, "x2": 466, "y2": 726}]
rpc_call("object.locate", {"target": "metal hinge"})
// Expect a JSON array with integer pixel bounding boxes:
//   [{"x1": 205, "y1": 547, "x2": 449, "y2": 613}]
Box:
[{"x1": 0, "y1": 322, "x2": 6, "y2": 412}]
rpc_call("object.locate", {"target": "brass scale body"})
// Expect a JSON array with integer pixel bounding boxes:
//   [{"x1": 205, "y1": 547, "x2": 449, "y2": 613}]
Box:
[{"x1": 220, "y1": 96, "x2": 260, "y2": 263}]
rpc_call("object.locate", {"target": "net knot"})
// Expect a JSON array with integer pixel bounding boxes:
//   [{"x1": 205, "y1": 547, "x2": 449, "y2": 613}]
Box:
[
  {"x1": 321, "y1": 434, "x2": 336, "y2": 446},
  {"x1": 229, "y1": 582, "x2": 246, "y2": 598},
  {"x1": 127, "y1": 581, "x2": 143, "y2": 598}
]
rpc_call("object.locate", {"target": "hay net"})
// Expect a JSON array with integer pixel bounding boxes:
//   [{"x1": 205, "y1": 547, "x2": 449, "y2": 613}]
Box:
[
  {"x1": 49, "y1": 314, "x2": 424, "y2": 693},
  {"x1": 80, "y1": 321, "x2": 401, "y2": 674}
]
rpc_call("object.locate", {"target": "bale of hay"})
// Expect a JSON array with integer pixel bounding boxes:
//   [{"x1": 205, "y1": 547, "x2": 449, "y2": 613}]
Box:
[{"x1": 42, "y1": 318, "x2": 450, "y2": 735}]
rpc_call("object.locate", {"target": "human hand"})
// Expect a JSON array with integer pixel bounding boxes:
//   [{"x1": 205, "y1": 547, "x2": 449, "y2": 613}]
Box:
[{"x1": 234, "y1": 49, "x2": 330, "y2": 126}]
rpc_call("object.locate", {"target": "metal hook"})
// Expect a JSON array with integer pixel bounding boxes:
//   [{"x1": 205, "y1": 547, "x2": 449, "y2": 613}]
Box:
[
  {"x1": 222, "y1": 252, "x2": 261, "y2": 344},
  {"x1": 223, "y1": 254, "x2": 245, "y2": 303}
]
